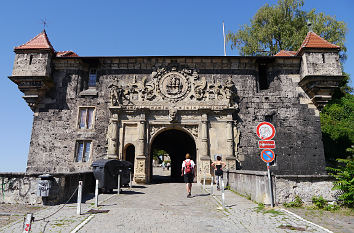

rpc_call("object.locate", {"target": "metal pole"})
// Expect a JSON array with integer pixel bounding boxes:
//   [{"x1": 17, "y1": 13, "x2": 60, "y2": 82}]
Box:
[
  {"x1": 129, "y1": 171, "x2": 132, "y2": 189},
  {"x1": 94, "y1": 179, "x2": 99, "y2": 208},
  {"x1": 203, "y1": 175, "x2": 206, "y2": 191},
  {"x1": 22, "y1": 213, "x2": 33, "y2": 233},
  {"x1": 267, "y1": 163, "x2": 274, "y2": 207},
  {"x1": 77, "y1": 181, "x2": 82, "y2": 215},
  {"x1": 210, "y1": 176, "x2": 214, "y2": 195},
  {"x1": 117, "y1": 174, "x2": 121, "y2": 195},
  {"x1": 221, "y1": 179, "x2": 225, "y2": 209}
]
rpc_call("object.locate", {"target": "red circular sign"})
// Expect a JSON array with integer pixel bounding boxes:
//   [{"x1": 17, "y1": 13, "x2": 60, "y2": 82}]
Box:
[
  {"x1": 260, "y1": 149, "x2": 275, "y2": 163},
  {"x1": 256, "y1": 122, "x2": 276, "y2": 140}
]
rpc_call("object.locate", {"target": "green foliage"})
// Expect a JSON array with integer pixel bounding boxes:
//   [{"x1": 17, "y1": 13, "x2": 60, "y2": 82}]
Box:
[
  {"x1": 327, "y1": 158, "x2": 354, "y2": 208},
  {"x1": 283, "y1": 195, "x2": 303, "y2": 207},
  {"x1": 312, "y1": 196, "x2": 327, "y2": 209},
  {"x1": 320, "y1": 94, "x2": 354, "y2": 162},
  {"x1": 226, "y1": 0, "x2": 347, "y2": 60},
  {"x1": 152, "y1": 149, "x2": 167, "y2": 162}
]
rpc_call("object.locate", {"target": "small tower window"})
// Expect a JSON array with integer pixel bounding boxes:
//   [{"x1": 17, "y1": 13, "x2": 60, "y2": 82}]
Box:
[
  {"x1": 29, "y1": 55, "x2": 33, "y2": 65},
  {"x1": 322, "y1": 54, "x2": 325, "y2": 63},
  {"x1": 258, "y1": 64, "x2": 269, "y2": 90},
  {"x1": 88, "y1": 69, "x2": 97, "y2": 87}
]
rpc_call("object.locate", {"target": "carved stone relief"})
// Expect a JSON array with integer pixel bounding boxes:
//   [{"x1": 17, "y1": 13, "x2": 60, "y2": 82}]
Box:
[{"x1": 108, "y1": 63, "x2": 238, "y2": 110}]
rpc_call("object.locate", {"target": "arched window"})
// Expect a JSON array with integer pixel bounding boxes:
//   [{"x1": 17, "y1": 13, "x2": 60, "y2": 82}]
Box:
[{"x1": 125, "y1": 144, "x2": 135, "y2": 168}]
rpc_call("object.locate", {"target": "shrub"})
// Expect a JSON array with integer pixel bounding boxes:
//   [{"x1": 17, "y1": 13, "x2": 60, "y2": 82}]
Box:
[
  {"x1": 312, "y1": 196, "x2": 327, "y2": 209},
  {"x1": 283, "y1": 195, "x2": 303, "y2": 208},
  {"x1": 327, "y1": 158, "x2": 354, "y2": 208}
]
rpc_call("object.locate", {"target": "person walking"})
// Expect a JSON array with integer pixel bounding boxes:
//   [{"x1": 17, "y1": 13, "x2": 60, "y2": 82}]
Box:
[
  {"x1": 211, "y1": 155, "x2": 226, "y2": 191},
  {"x1": 181, "y1": 153, "x2": 196, "y2": 198}
]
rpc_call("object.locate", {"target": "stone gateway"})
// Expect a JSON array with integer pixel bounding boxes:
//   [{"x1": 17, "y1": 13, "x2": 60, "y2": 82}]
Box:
[{"x1": 9, "y1": 30, "x2": 343, "y2": 184}]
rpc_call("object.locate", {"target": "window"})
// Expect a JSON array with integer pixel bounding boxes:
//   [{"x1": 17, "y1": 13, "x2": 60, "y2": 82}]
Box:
[
  {"x1": 258, "y1": 64, "x2": 269, "y2": 90},
  {"x1": 29, "y1": 55, "x2": 33, "y2": 65},
  {"x1": 88, "y1": 69, "x2": 97, "y2": 87},
  {"x1": 75, "y1": 141, "x2": 92, "y2": 162},
  {"x1": 78, "y1": 107, "x2": 95, "y2": 129}
]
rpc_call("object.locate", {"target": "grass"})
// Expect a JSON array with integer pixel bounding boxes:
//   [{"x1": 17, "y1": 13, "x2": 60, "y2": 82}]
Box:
[{"x1": 255, "y1": 203, "x2": 283, "y2": 216}]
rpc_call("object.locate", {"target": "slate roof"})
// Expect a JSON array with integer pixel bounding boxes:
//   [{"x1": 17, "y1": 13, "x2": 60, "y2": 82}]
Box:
[{"x1": 15, "y1": 30, "x2": 54, "y2": 51}]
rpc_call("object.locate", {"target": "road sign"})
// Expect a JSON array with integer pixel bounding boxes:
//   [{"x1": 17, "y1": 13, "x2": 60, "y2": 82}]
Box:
[
  {"x1": 258, "y1": 140, "x2": 276, "y2": 149},
  {"x1": 256, "y1": 122, "x2": 276, "y2": 140},
  {"x1": 260, "y1": 149, "x2": 275, "y2": 163}
]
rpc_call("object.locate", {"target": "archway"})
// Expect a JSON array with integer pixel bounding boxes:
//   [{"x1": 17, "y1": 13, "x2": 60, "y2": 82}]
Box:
[
  {"x1": 124, "y1": 144, "x2": 135, "y2": 169},
  {"x1": 150, "y1": 129, "x2": 196, "y2": 183}
]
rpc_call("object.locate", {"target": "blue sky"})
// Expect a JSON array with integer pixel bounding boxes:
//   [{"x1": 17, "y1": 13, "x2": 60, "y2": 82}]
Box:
[{"x1": 0, "y1": 0, "x2": 353, "y2": 172}]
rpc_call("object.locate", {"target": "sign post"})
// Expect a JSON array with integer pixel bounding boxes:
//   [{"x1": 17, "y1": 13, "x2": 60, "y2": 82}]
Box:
[
  {"x1": 257, "y1": 122, "x2": 276, "y2": 208},
  {"x1": 266, "y1": 162, "x2": 274, "y2": 207}
]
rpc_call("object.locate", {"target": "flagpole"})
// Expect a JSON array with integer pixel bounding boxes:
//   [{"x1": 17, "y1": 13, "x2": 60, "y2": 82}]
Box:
[{"x1": 223, "y1": 21, "x2": 226, "y2": 56}]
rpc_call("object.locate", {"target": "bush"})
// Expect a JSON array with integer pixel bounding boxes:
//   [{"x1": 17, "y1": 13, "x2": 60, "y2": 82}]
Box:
[
  {"x1": 283, "y1": 195, "x2": 303, "y2": 208},
  {"x1": 327, "y1": 158, "x2": 354, "y2": 208},
  {"x1": 312, "y1": 196, "x2": 327, "y2": 209}
]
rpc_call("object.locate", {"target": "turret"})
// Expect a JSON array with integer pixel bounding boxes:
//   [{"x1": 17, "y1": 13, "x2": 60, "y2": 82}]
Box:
[
  {"x1": 297, "y1": 31, "x2": 344, "y2": 109},
  {"x1": 9, "y1": 30, "x2": 55, "y2": 111}
]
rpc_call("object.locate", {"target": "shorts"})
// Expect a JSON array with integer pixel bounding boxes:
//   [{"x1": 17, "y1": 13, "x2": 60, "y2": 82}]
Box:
[{"x1": 184, "y1": 173, "x2": 194, "y2": 183}]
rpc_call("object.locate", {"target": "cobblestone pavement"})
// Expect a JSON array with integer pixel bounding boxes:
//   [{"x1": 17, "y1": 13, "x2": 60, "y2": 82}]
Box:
[{"x1": 0, "y1": 172, "x2": 337, "y2": 233}]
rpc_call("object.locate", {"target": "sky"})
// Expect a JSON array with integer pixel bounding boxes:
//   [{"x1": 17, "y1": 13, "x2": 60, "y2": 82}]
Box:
[{"x1": 0, "y1": 0, "x2": 353, "y2": 172}]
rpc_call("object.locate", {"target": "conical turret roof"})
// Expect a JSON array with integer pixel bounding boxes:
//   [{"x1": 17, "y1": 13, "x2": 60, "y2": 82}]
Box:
[
  {"x1": 297, "y1": 31, "x2": 339, "y2": 55},
  {"x1": 14, "y1": 30, "x2": 54, "y2": 51}
]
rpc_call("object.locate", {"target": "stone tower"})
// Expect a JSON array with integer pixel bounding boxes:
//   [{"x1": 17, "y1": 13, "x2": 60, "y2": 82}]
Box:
[
  {"x1": 297, "y1": 31, "x2": 344, "y2": 109},
  {"x1": 9, "y1": 30, "x2": 55, "y2": 111}
]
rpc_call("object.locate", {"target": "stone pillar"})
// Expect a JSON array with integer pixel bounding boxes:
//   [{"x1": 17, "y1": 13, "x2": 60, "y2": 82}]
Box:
[
  {"x1": 225, "y1": 120, "x2": 237, "y2": 171},
  {"x1": 199, "y1": 113, "x2": 211, "y2": 183},
  {"x1": 134, "y1": 117, "x2": 147, "y2": 183},
  {"x1": 106, "y1": 113, "x2": 119, "y2": 159}
]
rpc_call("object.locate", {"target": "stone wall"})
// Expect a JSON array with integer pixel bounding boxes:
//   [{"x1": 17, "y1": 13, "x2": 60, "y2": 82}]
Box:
[
  {"x1": 228, "y1": 170, "x2": 336, "y2": 205},
  {"x1": 0, "y1": 172, "x2": 95, "y2": 205},
  {"x1": 17, "y1": 56, "x2": 326, "y2": 176}
]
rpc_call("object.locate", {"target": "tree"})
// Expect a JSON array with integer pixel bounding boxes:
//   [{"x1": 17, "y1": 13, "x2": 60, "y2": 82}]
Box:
[
  {"x1": 226, "y1": 0, "x2": 347, "y2": 61},
  {"x1": 320, "y1": 94, "x2": 354, "y2": 163}
]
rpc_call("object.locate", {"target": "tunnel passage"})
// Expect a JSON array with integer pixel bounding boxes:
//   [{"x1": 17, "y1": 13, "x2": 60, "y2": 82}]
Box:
[{"x1": 150, "y1": 129, "x2": 196, "y2": 182}]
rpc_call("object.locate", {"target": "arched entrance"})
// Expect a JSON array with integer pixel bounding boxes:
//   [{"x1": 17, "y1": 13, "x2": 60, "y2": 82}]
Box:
[{"x1": 150, "y1": 129, "x2": 196, "y2": 182}]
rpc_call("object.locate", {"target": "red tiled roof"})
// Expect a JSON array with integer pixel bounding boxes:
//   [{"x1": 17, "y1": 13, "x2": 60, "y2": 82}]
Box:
[
  {"x1": 297, "y1": 32, "x2": 340, "y2": 54},
  {"x1": 15, "y1": 30, "x2": 54, "y2": 51},
  {"x1": 274, "y1": 50, "x2": 297, "y2": 56},
  {"x1": 56, "y1": 51, "x2": 79, "y2": 57}
]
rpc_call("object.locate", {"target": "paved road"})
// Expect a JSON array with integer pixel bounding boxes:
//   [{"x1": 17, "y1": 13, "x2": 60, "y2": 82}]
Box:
[{"x1": 1, "y1": 169, "x2": 333, "y2": 233}]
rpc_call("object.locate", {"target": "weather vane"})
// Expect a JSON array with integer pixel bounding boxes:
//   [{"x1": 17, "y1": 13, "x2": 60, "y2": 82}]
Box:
[{"x1": 41, "y1": 18, "x2": 47, "y2": 30}]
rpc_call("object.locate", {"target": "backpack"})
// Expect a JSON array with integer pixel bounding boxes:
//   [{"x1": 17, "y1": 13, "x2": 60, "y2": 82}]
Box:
[{"x1": 184, "y1": 160, "x2": 193, "y2": 174}]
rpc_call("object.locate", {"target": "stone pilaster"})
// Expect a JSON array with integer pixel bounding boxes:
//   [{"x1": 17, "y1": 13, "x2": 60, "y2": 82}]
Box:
[
  {"x1": 225, "y1": 120, "x2": 237, "y2": 171},
  {"x1": 199, "y1": 113, "x2": 211, "y2": 183},
  {"x1": 134, "y1": 115, "x2": 147, "y2": 183},
  {"x1": 106, "y1": 113, "x2": 119, "y2": 159}
]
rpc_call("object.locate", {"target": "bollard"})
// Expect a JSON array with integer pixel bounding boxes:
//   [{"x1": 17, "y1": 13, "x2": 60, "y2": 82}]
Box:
[
  {"x1": 22, "y1": 213, "x2": 33, "y2": 233},
  {"x1": 221, "y1": 179, "x2": 225, "y2": 209},
  {"x1": 210, "y1": 176, "x2": 214, "y2": 195},
  {"x1": 129, "y1": 171, "x2": 132, "y2": 189},
  {"x1": 94, "y1": 179, "x2": 99, "y2": 208},
  {"x1": 77, "y1": 181, "x2": 83, "y2": 215},
  {"x1": 203, "y1": 175, "x2": 206, "y2": 191},
  {"x1": 117, "y1": 173, "x2": 121, "y2": 195}
]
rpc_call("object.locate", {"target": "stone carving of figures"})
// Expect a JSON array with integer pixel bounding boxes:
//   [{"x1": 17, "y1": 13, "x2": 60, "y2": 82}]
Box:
[
  {"x1": 109, "y1": 85, "x2": 124, "y2": 106},
  {"x1": 224, "y1": 76, "x2": 237, "y2": 107},
  {"x1": 194, "y1": 76, "x2": 207, "y2": 100},
  {"x1": 140, "y1": 76, "x2": 156, "y2": 100},
  {"x1": 169, "y1": 107, "x2": 178, "y2": 122}
]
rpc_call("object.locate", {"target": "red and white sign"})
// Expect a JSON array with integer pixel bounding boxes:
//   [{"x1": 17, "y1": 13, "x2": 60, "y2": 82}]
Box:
[
  {"x1": 256, "y1": 122, "x2": 276, "y2": 140},
  {"x1": 258, "y1": 140, "x2": 276, "y2": 149},
  {"x1": 260, "y1": 149, "x2": 275, "y2": 163}
]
